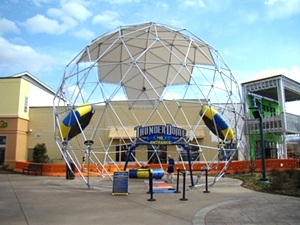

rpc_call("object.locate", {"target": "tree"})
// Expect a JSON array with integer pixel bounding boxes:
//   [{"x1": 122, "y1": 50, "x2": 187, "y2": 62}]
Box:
[{"x1": 32, "y1": 143, "x2": 49, "y2": 163}]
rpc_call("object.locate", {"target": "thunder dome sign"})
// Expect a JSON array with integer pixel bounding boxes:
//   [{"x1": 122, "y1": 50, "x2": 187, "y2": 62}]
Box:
[{"x1": 135, "y1": 124, "x2": 186, "y2": 145}]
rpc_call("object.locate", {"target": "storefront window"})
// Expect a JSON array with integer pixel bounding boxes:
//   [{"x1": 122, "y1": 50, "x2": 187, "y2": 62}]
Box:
[
  {"x1": 180, "y1": 145, "x2": 200, "y2": 161},
  {"x1": 116, "y1": 145, "x2": 134, "y2": 162},
  {"x1": 148, "y1": 145, "x2": 167, "y2": 163},
  {"x1": 0, "y1": 136, "x2": 6, "y2": 145}
]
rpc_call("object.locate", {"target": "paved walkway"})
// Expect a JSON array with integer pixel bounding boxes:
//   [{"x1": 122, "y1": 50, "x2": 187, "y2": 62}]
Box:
[{"x1": 1, "y1": 172, "x2": 300, "y2": 225}]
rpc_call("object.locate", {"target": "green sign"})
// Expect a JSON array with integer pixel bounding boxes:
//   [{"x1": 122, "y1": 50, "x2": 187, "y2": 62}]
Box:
[{"x1": 0, "y1": 121, "x2": 7, "y2": 128}]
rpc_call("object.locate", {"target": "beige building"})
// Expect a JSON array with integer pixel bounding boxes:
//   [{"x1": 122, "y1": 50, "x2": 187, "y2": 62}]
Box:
[
  {"x1": 1, "y1": 72, "x2": 238, "y2": 169},
  {"x1": 0, "y1": 72, "x2": 58, "y2": 168}
]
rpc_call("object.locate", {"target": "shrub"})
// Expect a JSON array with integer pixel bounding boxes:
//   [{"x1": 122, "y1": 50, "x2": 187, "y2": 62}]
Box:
[
  {"x1": 291, "y1": 170, "x2": 300, "y2": 188},
  {"x1": 285, "y1": 169, "x2": 297, "y2": 178},
  {"x1": 32, "y1": 143, "x2": 49, "y2": 163},
  {"x1": 269, "y1": 171, "x2": 288, "y2": 191},
  {"x1": 270, "y1": 168, "x2": 280, "y2": 177},
  {"x1": 0, "y1": 164, "x2": 9, "y2": 170}
]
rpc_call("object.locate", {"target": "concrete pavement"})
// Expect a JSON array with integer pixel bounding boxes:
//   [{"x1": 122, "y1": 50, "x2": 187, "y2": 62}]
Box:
[{"x1": 1, "y1": 172, "x2": 300, "y2": 225}]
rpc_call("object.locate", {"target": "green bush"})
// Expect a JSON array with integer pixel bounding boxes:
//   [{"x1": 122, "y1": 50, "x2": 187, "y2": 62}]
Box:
[
  {"x1": 269, "y1": 172, "x2": 288, "y2": 191},
  {"x1": 0, "y1": 164, "x2": 9, "y2": 170},
  {"x1": 285, "y1": 169, "x2": 297, "y2": 178},
  {"x1": 32, "y1": 143, "x2": 49, "y2": 163},
  {"x1": 270, "y1": 168, "x2": 280, "y2": 177},
  {"x1": 233, "y1": 169, "x2": 300, "y2": 197},
  {"x1": 291, "y1": 170, "x2": 300, "y2": 188}
]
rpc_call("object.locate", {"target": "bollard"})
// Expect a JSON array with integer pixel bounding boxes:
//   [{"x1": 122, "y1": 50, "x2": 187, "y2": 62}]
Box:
[
  {"x1": 180, "y1": 170, "x2": 188, "y2": 201},
  {"x1": 66, "y1": 162, "x2": 75, "y2": 180},
  {"x1": 202, "y1": 167, "x2": 210, "y2": 193},
  {"x1": 174, "y1": 168, "x2": 181, "y2": 193},
  {"x1": 147, "y1": 169, "x2": 156, "y2": 201}
]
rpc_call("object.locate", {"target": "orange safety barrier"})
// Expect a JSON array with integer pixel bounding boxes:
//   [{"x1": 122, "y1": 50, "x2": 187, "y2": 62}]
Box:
[{"x1": 13, "y1": 159, "x2": 298, "y2": 177}]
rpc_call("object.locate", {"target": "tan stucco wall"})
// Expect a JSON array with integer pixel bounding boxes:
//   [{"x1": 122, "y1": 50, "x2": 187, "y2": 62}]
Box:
[
  {"x1": 0, "y1": 104, "x2": 222, "y2": 168},
  {"x1": 27, "y1": 107, "x2": 60, "y2": 161},
  {"x1": 1, "y1": 96, "x2": 222, "y2": 168},
  {"x1": 29, "y1": 101, "x2": 218, "y2": 163},
  {"x1": 0, "y1": 80, "x2": 21, "y2": 116},
  {"x1": 0, "y1": 77, "x2": 31, "y2": 168},
  {"x1": 0, "y1": 75, "x2": 231, "y2": 169},
  {"x1": 0, "y1": 78, "x2": 30, "y2": 120},
  {"x1": 0, "y1": 116, "x2": 28, "y2": 168}
]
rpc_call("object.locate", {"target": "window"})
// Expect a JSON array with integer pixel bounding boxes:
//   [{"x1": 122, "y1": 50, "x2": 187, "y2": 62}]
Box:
[
  {"x1": 0, "y1": 136, "x2": 6, "y2": 145},
  {"x1": 116, "y1": 145, "x2": 134, "y2": 162},
  {"x1": 180, "y1": 145, "x2": 200, "y2": 161},
  {"x1": 24, "y1": 96, "x2": 29, "y2": 113},
  {"x1": 255, "y1": 140, "x2": 277, "y2": 159},
  {"x1": 148, "y1": 145, "x2": 167, "y2": 163}
]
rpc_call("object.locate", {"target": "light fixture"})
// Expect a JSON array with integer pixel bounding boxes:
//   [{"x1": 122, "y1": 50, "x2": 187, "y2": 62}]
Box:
[{"x1": 249, "y1": 97, "x2": 268, "y2": 183}]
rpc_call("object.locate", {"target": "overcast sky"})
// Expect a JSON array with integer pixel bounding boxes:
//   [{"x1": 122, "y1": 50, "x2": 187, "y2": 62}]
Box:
[{"x1": 0, "y1": 0, "x2": 299, "y2": 111}]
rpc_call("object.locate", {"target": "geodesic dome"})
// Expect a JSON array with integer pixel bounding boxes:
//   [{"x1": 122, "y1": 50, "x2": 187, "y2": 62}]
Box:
[{"x1": 54, "y1": 22, "x2": 244, "y2": 187}]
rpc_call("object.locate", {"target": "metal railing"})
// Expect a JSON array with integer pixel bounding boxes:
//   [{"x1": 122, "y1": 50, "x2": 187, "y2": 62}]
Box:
[{"x1": 245, "y1": 113, "x2": 300, "y2": 134}]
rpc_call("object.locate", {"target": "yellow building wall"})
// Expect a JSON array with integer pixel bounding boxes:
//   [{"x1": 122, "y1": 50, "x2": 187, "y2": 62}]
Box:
[
  {"x1": 0, "y1": 78, "x2": 30, "y2": 168},
  {"x1": 0, "y1": 79, "x2": 20, "y2": 116},
  {"x1": 27, "y1": 107, "x2": 61, "y2": 161},
  {"x1": 0, "y1": 117, "x2": 29, "y2": 167},
  {"x1": 0, "y1": 77, "x2": 220, "y2": 168},
  {"x1": 27, "y1": 101, "x2": 218, "y2": 164},
  {"x1": 18, "y1": 79, "x2": 31, "y2": 120},
  {"x1": 14, "y1": 118, "x2": 29, "y2": 161},
  {"x1": 0, "y1": 78, "x2": 30, "y2": 120}
]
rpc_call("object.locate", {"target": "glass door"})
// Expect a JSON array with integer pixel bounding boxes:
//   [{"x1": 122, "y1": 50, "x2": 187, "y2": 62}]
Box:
[{"x1": 0, "y1": 136, "x2": 6, "y2": 165}]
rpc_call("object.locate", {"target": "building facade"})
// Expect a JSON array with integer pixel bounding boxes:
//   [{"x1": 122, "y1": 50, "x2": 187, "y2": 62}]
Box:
[
  {"x1": 0, "y1": 72, "x2": 58, "y2": 168},
  {"x1": 242, "y1": 74, "x2": 300, "y2": 160},
  {"x1": 2, "y1": 72, "x2": 299, "y2": 170}
]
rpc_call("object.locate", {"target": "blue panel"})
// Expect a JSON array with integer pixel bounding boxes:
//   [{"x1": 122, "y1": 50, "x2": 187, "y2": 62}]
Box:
[
  {"x1": 213, "y1": 113, "x2": 228, "y2": 130},
  {"x1": 62, "y1": 111, "x2": 80, "y2": 127}
]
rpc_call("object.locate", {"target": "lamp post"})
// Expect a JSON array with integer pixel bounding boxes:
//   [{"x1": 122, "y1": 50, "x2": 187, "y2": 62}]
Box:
[
  {"x1": 249, "y1": 99, "x2": 268, "y2": 183},
  {"x1": 84, "y1": 140, "x2": 94, "y2": 188}
]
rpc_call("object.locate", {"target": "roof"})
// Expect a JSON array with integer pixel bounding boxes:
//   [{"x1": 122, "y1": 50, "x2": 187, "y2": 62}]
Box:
[
  {"x1": 241, "y1": 74, "x2": 299, "y2": 85},
  {"x1": 4, "y1": 71, "x2": 57, "y2": 96},
  {"x1": 241, "y1": 74, "x2": 300, "y2": 102}
]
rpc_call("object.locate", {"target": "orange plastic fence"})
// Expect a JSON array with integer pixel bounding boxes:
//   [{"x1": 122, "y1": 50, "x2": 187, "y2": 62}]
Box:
[{"x1": 13, "y1": 159, "x2": 298, "y2": 177}]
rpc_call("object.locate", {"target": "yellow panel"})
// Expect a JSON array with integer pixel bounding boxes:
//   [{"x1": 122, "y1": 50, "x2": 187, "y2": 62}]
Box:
[
  {"x1": 108, "y1": 127, "x2": 136, "y2": 139},
  {"x1": 180, "y1": 126, "x2": 205, "y2": 139}
]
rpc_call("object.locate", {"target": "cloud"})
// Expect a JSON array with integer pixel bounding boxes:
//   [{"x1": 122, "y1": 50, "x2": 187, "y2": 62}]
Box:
[
  {"x1": 102, "y1": 0, "x2": 140, "y2": 4},
  {"x1": 255, "y1": 66, "x2": 300, "y2": 82},
  {"x1": 243, "y1": 12, "x2": 259, "y2": 23},
  {"x1": 183, "y1": 0, "x2": 205, "y2": 7},
  {"x1": 22, "y1": 14, "x2": 65, "y2": 34},
  {"x1": 22, "y1": 1, "x2": 92, "y2": 35},
  {"x1": 73, "y1": 28, "x2": 95, "y2": 41},
  {"x1": 156, "y1": 2, "x2": 169, "y2": 10},
  {"x1": 32, "y1": 0, "x2": 49, "y2": 7},
  {"x1": 0, "y1": 37, "x2": 57, "y2": 75},
  {"x1": 92, "y1": 11, "x2": 124, "y2": 28},
  {"x1": 264, "y1": 0, "x2": 300, "y2": 19},
  {"x1": 48, "y1": 1, "x2": 91, "y2": 22},
  {"x1": 0, "y1": 18, "x2": 20, "y2": 35}
]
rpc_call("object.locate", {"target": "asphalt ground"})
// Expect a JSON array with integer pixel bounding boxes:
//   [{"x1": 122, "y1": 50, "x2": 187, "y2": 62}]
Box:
[{"x1": 1, "y1": 172, "x2": 300, "y2": 225}]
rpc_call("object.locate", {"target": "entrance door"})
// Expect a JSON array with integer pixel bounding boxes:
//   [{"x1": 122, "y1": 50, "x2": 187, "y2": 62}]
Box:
[
  {"x1": 0, "y1": 136, "x2": 6, "y2": 165},
  {"x1": 0, "y1": 147, "x2": 5, "y2": 165}
]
